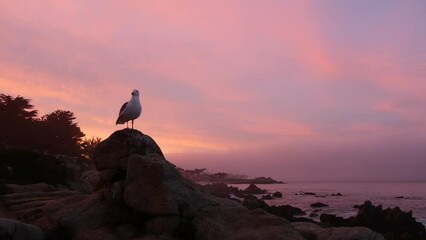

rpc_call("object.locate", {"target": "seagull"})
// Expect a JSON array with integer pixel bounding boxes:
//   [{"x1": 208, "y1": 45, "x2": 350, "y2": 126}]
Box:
[{"x1": 116, "y1": 89, "x2": 142, "y2": 129}]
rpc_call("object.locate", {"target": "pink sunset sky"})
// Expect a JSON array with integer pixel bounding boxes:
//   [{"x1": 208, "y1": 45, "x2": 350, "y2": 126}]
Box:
[{"x1": 1, "y1": 1, "x2": 425, "y2": 182}]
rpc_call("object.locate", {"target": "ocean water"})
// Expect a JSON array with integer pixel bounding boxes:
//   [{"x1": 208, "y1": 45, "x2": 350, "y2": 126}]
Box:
[{"x1": 229, "y1": 182, "x2": 426, "y2": 226}]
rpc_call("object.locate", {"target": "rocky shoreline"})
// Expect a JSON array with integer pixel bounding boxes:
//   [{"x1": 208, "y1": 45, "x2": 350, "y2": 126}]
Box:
[
  {"x1": 0, "y1": 129, "x2": 424, "y2": 240},
  {"x1": 202, "y1": 182, "x2": 426, "y2": 240}
]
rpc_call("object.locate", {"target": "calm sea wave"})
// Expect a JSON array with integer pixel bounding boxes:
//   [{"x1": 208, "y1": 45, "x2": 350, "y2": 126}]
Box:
[{"x1": 229, "y1": 182, "x2": 426, "y2": 226}]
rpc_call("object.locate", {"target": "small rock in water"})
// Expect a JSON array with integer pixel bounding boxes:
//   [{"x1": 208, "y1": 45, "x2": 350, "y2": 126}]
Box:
[
  {"x1": 242, "y1": 184, "x2": 267, "y2": 194},
  {"x1": 301, "y1": 192, "x2": 316, "y2": 196},
  {"x1": 395, "y1": 196, "x2": 404, "y2": 199},
  {"x1": 311, "y1": 202, "x2": 328, "y2": 208},
  {"x1": 272, "y1": 191, "x2": 283, "y2": 198}
]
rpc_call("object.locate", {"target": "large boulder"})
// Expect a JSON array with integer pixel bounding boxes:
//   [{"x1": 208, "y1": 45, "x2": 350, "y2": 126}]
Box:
[
  {"x1": 91, "y1": 129, "x2": 308, "y2": 239},
  {"x1": 93, "y1": 129, "x2": 164, "y2": 171},
  {"x1": 124, "y1": 153, "x2": 213, "y2": 217}
]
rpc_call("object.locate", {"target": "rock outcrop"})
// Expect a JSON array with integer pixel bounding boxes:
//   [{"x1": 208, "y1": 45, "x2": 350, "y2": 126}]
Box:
[
  {"x1": 320, "y1": 201, "x2": 426, "y2": 240},
  {"x1": 0, "y1": 129, "x2": 307, "y2": 239},
  {"x1": 0, "y1": 129, "x2": 392, "y2": 240},
  {"x1": 354, "y1": 201, "x2": 426, "y2": 240}
]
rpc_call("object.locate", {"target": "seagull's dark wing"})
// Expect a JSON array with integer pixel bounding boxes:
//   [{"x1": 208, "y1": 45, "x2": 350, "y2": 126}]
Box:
[
  {"x1": 116, "y1": 102, "x2": 128, "y2": 125},
  {"x1": 119, "y1": 102, "x2": 127, "y2": 115}
]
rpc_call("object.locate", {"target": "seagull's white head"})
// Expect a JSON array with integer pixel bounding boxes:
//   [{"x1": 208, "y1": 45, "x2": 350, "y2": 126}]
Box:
[{"x1": 131, "y1": 89, "x2": 140, "y2": 97}]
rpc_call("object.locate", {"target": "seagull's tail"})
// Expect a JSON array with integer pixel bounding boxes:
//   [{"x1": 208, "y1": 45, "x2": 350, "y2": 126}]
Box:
[{"x1": 116, "y1": 116, "x2": 125, "y2": 125}]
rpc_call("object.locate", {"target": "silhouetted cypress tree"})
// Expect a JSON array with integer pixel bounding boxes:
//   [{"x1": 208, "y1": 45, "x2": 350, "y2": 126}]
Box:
[
  {"x1": 0, "y1": 94, "x2": 38, "y2": 148},
  {"x1": 39, "y1": 110, "x2": 85, "y2": 156},
  {"x1": 1, "y1": 93, "x2": 86, "y2": 156}
]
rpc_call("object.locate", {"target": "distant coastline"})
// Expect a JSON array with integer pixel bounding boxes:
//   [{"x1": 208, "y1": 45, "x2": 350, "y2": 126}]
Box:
[
  {"x1": 208, "y1": 177, "x2": 285, "y2": 184},
  {"x1": 177, "y1": 168, "x2": 284, "y2": 184}
]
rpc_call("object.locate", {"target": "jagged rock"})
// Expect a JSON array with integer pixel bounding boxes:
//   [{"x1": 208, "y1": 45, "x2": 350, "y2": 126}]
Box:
[
  {"x1": 0, "y1": 218, "x2": 44, "y2": 240},
  {"x1": 273, "y1": 191, "x2": 283, "y2": 198},
  {"x1": 319, "y1": 201, "x2": 426, "y2": 239},
  {"x1": 353, "y1": 201, "x2": 426, "y2": 239},
  {"x1": 242, "y1": 184, "x2": 267, "y2": 194},
  {"x1": 93, "y1": 129, "x2": 164, "y2": 171}
]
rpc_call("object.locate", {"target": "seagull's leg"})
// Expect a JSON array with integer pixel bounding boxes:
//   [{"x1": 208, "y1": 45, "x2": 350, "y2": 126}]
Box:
[
  {"x1": 131, "y1": 120, "x2": 134, "y2": 129},
  {"x1": 126, "y1": 121, "x2": 129, "y2": 128}
]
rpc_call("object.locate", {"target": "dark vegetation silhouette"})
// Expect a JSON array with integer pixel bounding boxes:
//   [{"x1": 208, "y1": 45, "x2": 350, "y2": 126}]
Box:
[
  {"x1": 80, "y1": 136, "x2": 102, "y2": 159},
  {"x1": 0, "y1": 93, "x2": 99, "y2": 157}
]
